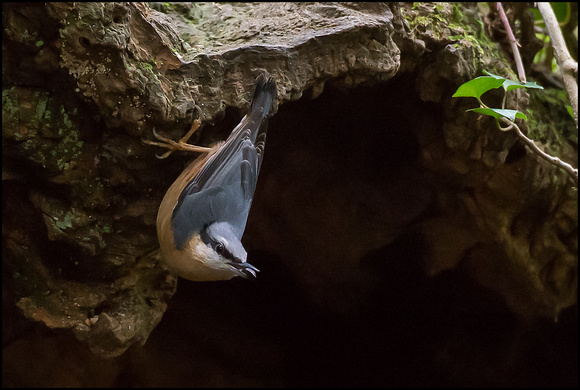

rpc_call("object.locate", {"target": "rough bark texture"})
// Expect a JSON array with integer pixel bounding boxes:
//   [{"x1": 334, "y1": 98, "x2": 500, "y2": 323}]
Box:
[{"x1": 2, "y1": 2, "x2": 577, "y2": 387}]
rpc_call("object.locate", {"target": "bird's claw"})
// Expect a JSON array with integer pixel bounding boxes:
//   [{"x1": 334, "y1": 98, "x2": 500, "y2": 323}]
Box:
[{"x1": 142, "y1": 106, "x2": 212, "y2": 159}]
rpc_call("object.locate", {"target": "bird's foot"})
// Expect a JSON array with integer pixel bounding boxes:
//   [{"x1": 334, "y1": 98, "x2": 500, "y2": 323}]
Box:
[{"x1": 142, "y1": 106, "x2": 212, "y2": 159}]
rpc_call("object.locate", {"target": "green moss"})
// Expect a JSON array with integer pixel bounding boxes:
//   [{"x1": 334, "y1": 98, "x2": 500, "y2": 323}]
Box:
[
  {"x1": 138, "y1": 62, "x2": 153, "y2": 72},
  {"x1": 451, "y1": 3, "x2": 463, "y2": 20},
  {"x1": 62, "y1": 111, "x2": 73, "y2": 129},
  {"x1": 526, "y1": 88, "x2": 577, "y2": 151},
  {"x1": 55, "y1": 212, "x2": 74, "y2": 230},
  {"x1": 51, "y1": 206, "x2": 94, "y2": 232},
  {"x1": 36, "y1": 95, "x2": 48, "y2": 121},
  {"x1": 404, "y1": 3, "x2": 504, "y2": 75},
  {"x1": 2, "y1": 87, "x2": 85, "y2": 174},
  {"x1": 137, "y1": 61, "x2": 160, "y2": 84},
  {"x1": 2, "y1": 87, "x2": 19, "y2": 119}
]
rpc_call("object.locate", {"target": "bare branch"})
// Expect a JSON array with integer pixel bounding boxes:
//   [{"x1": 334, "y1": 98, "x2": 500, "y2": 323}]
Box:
[
  {"x1": 499, "y1": 118, "x2": 578, "y2": 185},
  {"x1": 537, "y1": 2, "x2": 579, "y2": 129},
  {"x1": 496, "y1": 3, "x2": 526, "y2": 82}
]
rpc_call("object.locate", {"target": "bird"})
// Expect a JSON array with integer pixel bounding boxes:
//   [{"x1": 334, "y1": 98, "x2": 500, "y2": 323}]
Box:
[{"x1": 143, "y1": 74, "x2": 277, "y2": 281}]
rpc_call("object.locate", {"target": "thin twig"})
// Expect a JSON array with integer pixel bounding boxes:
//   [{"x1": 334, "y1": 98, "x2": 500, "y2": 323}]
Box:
[
  {"x1": 496, "y1": 3, "x2": 526, "y2": 83},
  {"x1": 500, "y1": 117, "x2": 578, "y2": 185},
  {"x1": 537, "y1": 2, "x2": 578, "y2": 129}
]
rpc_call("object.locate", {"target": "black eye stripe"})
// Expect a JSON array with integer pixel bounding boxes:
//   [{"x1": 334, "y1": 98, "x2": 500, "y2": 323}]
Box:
[
  {"x1": 220, "y1": 246, "x2": 236, "y2": 262},
  {"x1": 200, "y1": 227, "x2": 240, "y2": 262},
  {"x1": 212, "y1": 241, "x2": 236, "y2": 261}
]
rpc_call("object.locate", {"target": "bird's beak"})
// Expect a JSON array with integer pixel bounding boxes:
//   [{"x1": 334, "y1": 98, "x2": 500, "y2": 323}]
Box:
[{"x1": 231, "y1": 261, "x2": 260, "y2": 279}]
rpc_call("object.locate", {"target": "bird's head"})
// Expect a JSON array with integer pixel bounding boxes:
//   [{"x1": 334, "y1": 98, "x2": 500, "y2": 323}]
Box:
[{"x1": 178, "y1": 222, "x2": 259, "y2": 280}]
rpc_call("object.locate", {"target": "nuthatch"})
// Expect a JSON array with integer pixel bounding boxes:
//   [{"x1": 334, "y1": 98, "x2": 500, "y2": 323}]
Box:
[{"x1": 144, "y1": 75, "x2": 277, "y2": 281}]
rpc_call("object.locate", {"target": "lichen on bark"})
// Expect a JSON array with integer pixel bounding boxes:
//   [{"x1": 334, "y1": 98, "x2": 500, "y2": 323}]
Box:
[{"x1": 2, "y1": 2, "x2": 576, "y2": 383}]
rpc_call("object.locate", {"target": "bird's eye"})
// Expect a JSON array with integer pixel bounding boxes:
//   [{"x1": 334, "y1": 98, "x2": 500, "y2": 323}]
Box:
[{"x1": 215, "y1": 243, "x2": 225, "y2": 255}]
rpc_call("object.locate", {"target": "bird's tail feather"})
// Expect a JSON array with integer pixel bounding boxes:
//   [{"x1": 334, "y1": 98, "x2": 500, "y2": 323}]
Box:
[{"x1": 250, "y1": 74, "x2": 277, "y2": 118}]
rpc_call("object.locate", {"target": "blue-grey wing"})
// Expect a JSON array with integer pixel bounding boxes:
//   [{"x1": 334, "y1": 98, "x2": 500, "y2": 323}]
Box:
[
  {"x1": 241, "y1": 123, "x2": 267, "y2": 199},
  {"x1": 171, "y1": 76, "x2": 276, "y2": 249},
  {"x1": 170, "y1": 133, "x2": 255, "y2": 249},
  {"x1": 171, "y1": 183, "x2": 250, "y2": 250}
]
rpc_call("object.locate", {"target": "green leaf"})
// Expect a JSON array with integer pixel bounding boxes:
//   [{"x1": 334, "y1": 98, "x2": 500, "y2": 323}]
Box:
[
  {"x1": 531, "y1": 8, "x2": 543, "y2": 24},
  {"x1": 551, "y1": 2, "x2": 570, "y2": 24},
  {"x1": 566, "y1": 105, "x2": 574, "y2": 119},
  {"x1": 482, "y1": 70, "x2": 506, "y2": 80},
  {"x1": 502, "y1": 79, "x2": 544, "y2": 92},
  {"x1": 452, "y1": 76, "x2": 505, "y2": 99},
  {"x1": 482, "y1": 70, "x2": 544, "y2": 91},
  {"x1": 467, "y1": 108, "x2": 527, "y2": 121},
  {"x1": 515, "y1": 111, "x2": 527, "y2": 120}
]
